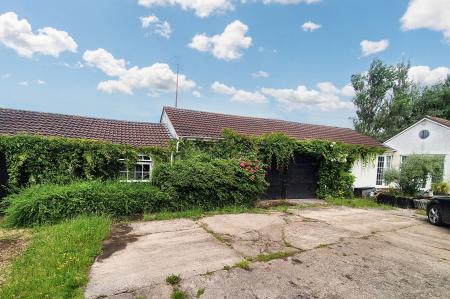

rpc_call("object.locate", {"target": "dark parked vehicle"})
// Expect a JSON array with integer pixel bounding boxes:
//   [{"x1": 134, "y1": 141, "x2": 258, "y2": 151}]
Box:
[{"x1": 427, "y1": 196, "x2": 450, "y2": 225}]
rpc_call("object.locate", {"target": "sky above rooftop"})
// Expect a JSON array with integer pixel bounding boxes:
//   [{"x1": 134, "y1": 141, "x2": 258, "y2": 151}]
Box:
[{"x1": 0, "y1": 0, "x2": 449, "y2": 128}]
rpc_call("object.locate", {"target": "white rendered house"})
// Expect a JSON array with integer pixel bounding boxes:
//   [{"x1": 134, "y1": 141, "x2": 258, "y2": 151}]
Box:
[{"x1": 352, "y1": 116, "x2": 450, "y2": 188}]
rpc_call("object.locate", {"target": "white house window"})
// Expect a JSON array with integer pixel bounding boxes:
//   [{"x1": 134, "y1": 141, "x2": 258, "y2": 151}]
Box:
[
  {"x1": 376, "y1": 155, "x2": 392, "y2": 186},
  {"x1": 418, "y1": 129, "x2": 430, "y2": 139},
  {"x1": 119, "y1": 155, "x2": 152, "y2": 182}
]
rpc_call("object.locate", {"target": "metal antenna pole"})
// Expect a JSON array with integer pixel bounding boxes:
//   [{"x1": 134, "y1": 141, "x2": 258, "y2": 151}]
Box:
[{"x1": 175, "y1": 64, "x2": 179, "y2": 107}]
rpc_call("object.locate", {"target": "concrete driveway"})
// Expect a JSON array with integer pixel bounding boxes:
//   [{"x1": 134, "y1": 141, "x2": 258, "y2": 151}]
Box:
[{"x1": 85, "y1": 207, "x2": 450, "y2": 299}]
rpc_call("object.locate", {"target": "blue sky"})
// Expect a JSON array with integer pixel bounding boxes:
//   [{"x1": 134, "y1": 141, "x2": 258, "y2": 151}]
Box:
[{"x1": 0, "y1": 0, "x2": 449, "y2": 128}]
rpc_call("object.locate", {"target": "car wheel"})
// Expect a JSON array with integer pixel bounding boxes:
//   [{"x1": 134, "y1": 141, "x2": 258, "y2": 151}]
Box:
[{"x1": 428, "y1": 204, "x2": 443, "y2": 225}]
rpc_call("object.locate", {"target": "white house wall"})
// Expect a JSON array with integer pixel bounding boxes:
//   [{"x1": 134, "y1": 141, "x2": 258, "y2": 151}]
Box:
[
  {"x1": 384, "y1": 119, "x2": 450, "y2": 183},
  {"x1": 160, "y1": 110, "x2": 179, "y2": 139},
  {"x1": 351, "y1": 158, "x2": 378, "y2": 188}
]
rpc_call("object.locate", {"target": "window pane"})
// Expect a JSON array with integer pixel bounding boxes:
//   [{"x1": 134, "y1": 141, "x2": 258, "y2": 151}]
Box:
[
  {"x1": 143, "y1": 164, "x2": 151, "y2": 180},
  {"x1": 385, "y1": 156, "x2": 392, "y2": 169},
  {"x1": 376, "y1": 156, "x2": 385, "y2": 185}
]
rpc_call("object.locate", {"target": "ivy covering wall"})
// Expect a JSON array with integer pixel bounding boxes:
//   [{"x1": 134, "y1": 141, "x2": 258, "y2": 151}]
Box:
[
  {"x1": 176, "y1": 129, "x2": 384, "y2": 198},
  {"x1": 0, "y1": 135, "x2": 169, "y2": 190}
]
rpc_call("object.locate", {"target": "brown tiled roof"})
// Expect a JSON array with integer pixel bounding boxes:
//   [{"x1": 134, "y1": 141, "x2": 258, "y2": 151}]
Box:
[
  {"x1": 163, "y1": 107, "x2": 382, "y2": 147},
  {"x1": 426, "y1": 115, "x2": 450, "y2": 128},
  {"x1": 0, "y1": 108, "x2": 171, "y2": 147}
]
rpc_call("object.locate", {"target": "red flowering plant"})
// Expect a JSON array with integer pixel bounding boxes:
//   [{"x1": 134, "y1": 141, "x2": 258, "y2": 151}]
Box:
[{"x1": 239, "y1": 159, "x2": 266, "y2": 182}]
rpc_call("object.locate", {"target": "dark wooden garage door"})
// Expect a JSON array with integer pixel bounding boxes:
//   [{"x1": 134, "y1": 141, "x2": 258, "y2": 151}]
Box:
[{"x1": 263, "y1": 154, "x2": 319, "y2": 199}]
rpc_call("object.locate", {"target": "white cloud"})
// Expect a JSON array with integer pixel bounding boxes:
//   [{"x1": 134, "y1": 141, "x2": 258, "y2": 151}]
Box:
[
  {"x1": 18, "y1": 81, "x2": 28, "y2": 86},
  {"x1": 192, "y1": 90, "x2": 202, "y2": 97},
  {"x1": 189, "y1": 20, "x2": 252, "y2": 60},
  {"x1": 211, "y1": 81, "x2": 267, "y2": 103},
  {"x1": 140, "y1": 15, "x2": 172, "y2": 39},
  {"x1": 252, "y1": 70, "x2": 269, "y2": 78},
  {"x1": 360, "y1": 39, "x2": 389, "y2": 56},
  {"x1": 1, "y1": 73, "x2": 11, "y2": 79},
  {"x1": 341, "y1": 84, "x2": 355, "y2": 97},
  {"x1": 408, "y1": 65, "x2": 450, "y2": 86},
  {"x1": 302, "y1": 21, "x2": 321, "y2": 32},
  {"x1": 0, "y1": 12, "x2": 77, "y2": 58},
  {"x1": 36, "y1": 79, "x2": 46, "y2": 85},
  {"x1": 83, "y1": 48, "x2": 196, "y2": 95},
  {"x1": 83, "y1": 48, "x2": 127, "y2": 77},
  {"x1": 261, "y1": 82, "x2": 354, "y2": 111},
  {"x1": 401, "y1": 0, "x2": 450, "y2": 43},
  {"x1": 138, "y1": 0, "x2": 234, "y2": 18}
]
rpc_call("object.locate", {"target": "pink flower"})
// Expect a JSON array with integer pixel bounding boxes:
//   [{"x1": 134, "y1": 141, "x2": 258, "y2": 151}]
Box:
[{"x1": 240, "y1": 162, "x2": 245, "y2": 167}]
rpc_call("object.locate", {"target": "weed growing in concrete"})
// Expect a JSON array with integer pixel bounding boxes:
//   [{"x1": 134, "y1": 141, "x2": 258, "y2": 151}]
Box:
[
  {"x1": 171, "y1": 289, "x2": 187, "y2": 299},
  {"x1": 196, "y1": 288, "x2": 205, "y2": 298},
  {"x1": 253, "y1": 251, "x2": 297, "y2": 262},
  {"x1": 223, "y1": 265, "x2": 231, "y2": 270},
  {"x1": 415, "y1": 209, "x2": 426, "y2": 216},
  {"x1": 233, "y1": 260, "x2": 251, "y2": 270},
  {"x1": 166, "y1": 274, "x2": 181, "y2": 285}
]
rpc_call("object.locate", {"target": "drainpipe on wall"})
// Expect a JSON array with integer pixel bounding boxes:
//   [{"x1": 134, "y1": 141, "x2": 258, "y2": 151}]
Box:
[{"x1": 170, "y1": 139, "x2": 180, "y2": 166}]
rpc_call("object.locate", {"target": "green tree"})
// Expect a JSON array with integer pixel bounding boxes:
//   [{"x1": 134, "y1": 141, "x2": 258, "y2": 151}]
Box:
[
  {"x1": 351, "y1": 59, "x2": 415, "y2": 141},
  {"x1": 411, "y1": 76, "x2": 450, "y2": 121}
]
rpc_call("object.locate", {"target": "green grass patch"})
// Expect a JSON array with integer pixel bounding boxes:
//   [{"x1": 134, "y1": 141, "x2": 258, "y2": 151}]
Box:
[
  {"x1": 143, "y1": 205, "x2": 266, "y2": 221},
  {"x1": 166, "y1": 274, "x2": 181, "y2": 285},
  {"x1": 196, "y1": 288, "x2": 205, "y2": 298},
  {"x1": 233, "y1": 259, "x2": 251, "y2": 270},
  {"x1": 171, "y1": 289, "x2": 187, "y2": 299},
  {"x1": 0, "y1": 216, "x2": 111, "y2": 299},
  {"x1": 415, "y1": 209, "x2": 427, "y2": 216},
  {"x1": 252, "y1": 251, "x2": 297, "y2": 262},
  {"x1": 325, "y1": 197, "x2": 393, "y2": 210},
  {"x1": 269, "y1": 205, "x2": 290, "y2": 213}
]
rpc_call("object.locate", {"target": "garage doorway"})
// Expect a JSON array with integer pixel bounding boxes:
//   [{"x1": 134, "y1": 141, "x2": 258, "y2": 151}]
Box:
[{"x1": 263, "y1": 153, "x2": 319, "y2": 199}]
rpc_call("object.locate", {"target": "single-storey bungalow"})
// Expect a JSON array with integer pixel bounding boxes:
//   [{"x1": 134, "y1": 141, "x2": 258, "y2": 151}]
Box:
[{"x1": 1, "y1": 106, "x2": 384, "y2": 199}]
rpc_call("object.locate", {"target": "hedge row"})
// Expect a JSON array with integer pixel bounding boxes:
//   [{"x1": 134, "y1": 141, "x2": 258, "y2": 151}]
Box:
[
  {"x1": 4, "y1": 155, "x2": 268, "y2": 227},
  {"x1": 4, "y1": 181, "x2": 173, "y2": 227},
  {"x1": 0, "y1": 134, "x2": 169, "y2": 189}
]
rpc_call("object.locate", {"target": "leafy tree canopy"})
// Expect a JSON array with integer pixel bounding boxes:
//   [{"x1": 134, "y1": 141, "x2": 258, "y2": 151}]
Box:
[{"x1": 351, "y1": 59, "x2": 450, "y2": 141}]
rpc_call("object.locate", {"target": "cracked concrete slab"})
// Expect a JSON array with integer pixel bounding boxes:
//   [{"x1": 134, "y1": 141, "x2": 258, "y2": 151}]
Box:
[
  {"x1": 85, "y1": 219, "x2": 241, "y2": 298},
  {"x1": 180, "y1": 230, "x2": 450, "y2": 299},
  {"x1": 86, "y1": 207, "x2": 450, "y2": 299},
  {"x1": 199, "y1": 213, "x2": 291, "y2": 257},
  {"x1": 290, "y1": 207, "x2": 420, "y2": 235},
  {"x1": 284, "y1": 215, "x2": 359, "y2": 250}
]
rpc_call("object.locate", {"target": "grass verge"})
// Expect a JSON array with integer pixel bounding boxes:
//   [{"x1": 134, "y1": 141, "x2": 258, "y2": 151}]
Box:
[
  {"x1": 325, "y1": 197, "x2": 393, "y2": 210},
  {"x1": 143, "y1": 205, "x2": 266, "y2": 221},
  {"x1": 0, "y1": 216, "x2": 111, "y2": 299}
]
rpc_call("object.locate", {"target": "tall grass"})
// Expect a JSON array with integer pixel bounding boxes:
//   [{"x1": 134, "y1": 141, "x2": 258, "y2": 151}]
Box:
[{"x1": 0, "y1": 216, "x2": 111, "y2": 298}]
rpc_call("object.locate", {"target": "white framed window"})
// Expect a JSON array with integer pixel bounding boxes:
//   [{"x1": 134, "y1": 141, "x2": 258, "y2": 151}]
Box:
[
  {"x1": 376, "y1": 155, "x2": 392, "y2": 186},
  {"x1": 119, "y1": 154, "x2": 152, "y2": 182}
]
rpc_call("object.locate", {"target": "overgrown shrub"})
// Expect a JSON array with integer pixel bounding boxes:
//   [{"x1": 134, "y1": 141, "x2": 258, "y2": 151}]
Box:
[
  {"x1": 178, "y1": 130, "x2": 382, "y2": 199},
  {"x1": 153, "y1": 153, "x2": 268, "y2": 209},
  {"x1": 432, "y1": 182, "x2": 450, "y2": 195},
  {"x1": 384, "y1": 154, "x2": 445, "y2": 196},
  {"x1": 4, "y1": 181, "x2": 173, "y2": 227},
  {"x1": 0, "y1": 134, "x2": 169, "y2": 189}
]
